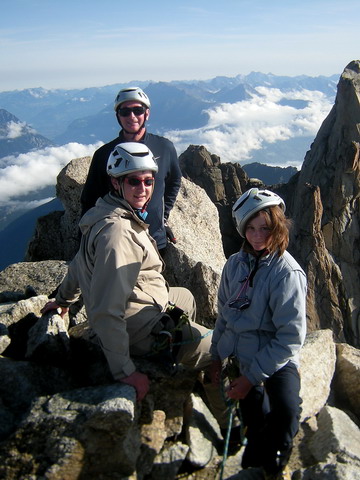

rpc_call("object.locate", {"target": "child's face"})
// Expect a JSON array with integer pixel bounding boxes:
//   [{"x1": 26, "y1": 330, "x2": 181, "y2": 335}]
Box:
[{"x1": 245, "y1": 211, "x2": 271, "y2": 252}]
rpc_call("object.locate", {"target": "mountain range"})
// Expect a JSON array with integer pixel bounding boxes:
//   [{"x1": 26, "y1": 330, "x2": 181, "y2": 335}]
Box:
[
  {"x1": 0, "y1": 109, "x2": 54, "y2": 158},
  {"x1": 0, "y1": 72, "x2": 338, "y2": 150},
  {"x1": 0, "y1": 71, "x2": 339, "y2": 269}
]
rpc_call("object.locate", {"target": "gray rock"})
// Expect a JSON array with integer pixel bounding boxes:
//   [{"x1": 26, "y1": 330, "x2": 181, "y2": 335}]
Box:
[
  {"x1": 179, "y1": 144, "x2": 248, "y2": 257},
  {"x1": 0, "y1": 321, "x2": 11, "y2": 353},
  {"x1": 185, "y1": 393, "x2": 222, "y2": 467},
  {"x1": 334, "y1": 342, "x2": 360, "y2": 419},
  {"x1": 288, "y1": 60, "x2": 360, "y2": 347},
  {"x1": 164, "y1": 178, "x2": 226, "y2": 326},
  {"x1": 0, "y1": 383, "x2": 139, "y2": 480},
  {"x1": 137, "y1": 410, "x2": 168, "y2": 479},
  {"x1": 0, "y1": 295, "x2": 50, "y2": 356},
  {"x1": 26, "y1": 311, "x2": 71, "y2": 366},
  {"x1": 0, "y1": 356, "x2": 73, "y2": 438},
  {"x1": 294, "y1": 462, "x2": 360, "y2": 480},
  {"x1": 299, "y1": 329, "x2": 336, "y2": 421},
  {"x1": 309, "y1": 405, "x2": 360, "y2": 464},
  {"x1": 0, "y1": 260, "x2": 68, "y2": 301},
  {"x1": 0, "y1": 294, "x2": 48, "y2": 328},
  {"x1": 149, "y1": 441, "x2": 189, "y2": 480}
]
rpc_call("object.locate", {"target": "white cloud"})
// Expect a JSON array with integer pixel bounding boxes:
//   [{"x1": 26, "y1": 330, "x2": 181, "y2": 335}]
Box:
[
  {"x1": 0, "y1": 120, "x2": 39, "y2": 140},
  {"x1": 167, "y1": 87, "x2": 333, "y2": 167},
  {"x1": 0, "y1": 142, "x2": 102, "y2": 203},
  {"x1": 7, "y1": 121, "x2": 26, "y2": 138},
  {"x1": 4, "y1": 197, "x2": 55, "y2": 214},
  {"x1": 0, "y1": 120, "x2": 27, "y2": 139}
]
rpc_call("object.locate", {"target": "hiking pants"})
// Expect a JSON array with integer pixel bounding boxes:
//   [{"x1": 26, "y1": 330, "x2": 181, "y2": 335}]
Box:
[
  {"x1": 131, "y1": 287, "x2": 230, "y2": 428},
  {"x1": 240, "y1": 363, "x2": 301, "y2": 474}
]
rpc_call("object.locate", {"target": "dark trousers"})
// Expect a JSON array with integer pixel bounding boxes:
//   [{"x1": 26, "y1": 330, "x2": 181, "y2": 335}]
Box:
[{"x1": 240, "y1": 363, "x2": 301, "y2": 474}]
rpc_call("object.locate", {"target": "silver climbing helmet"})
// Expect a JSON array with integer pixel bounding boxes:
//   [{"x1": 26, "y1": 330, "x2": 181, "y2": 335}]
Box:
[
  {"x1": 107, "y1": 143, "x2": 158, "y2": 178},
  {"x1": 114, "y1": 87, "x2": 151, "y2": 111},
  {"x1": 232, "y1": 188, "x2": 285, "y2": 237}
]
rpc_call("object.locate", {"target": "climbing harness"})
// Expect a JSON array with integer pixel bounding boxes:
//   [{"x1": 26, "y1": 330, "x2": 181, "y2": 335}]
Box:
[
  {"x1": 151, "y1": 303, "x2": 192, "y2": 355},
  {"x1": 146, "y1": 303, "x2": 211, "y2": 373}
]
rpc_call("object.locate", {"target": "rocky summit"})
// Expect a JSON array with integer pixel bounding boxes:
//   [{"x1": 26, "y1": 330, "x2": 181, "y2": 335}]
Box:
[{"x1": 0, "y1": 61, "x2": 360, "y2": 479}]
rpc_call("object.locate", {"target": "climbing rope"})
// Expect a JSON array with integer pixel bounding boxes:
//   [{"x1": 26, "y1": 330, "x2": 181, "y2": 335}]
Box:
[
  {"x1": 219, "y1": 400, "x2": 235, "y2": 480},
  {"x1": 218, "y1": 359, "x2": 247, "y2": 480}
]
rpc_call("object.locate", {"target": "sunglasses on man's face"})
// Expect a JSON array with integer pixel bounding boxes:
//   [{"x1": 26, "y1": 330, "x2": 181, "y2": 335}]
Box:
[
  {"x1": 124, "y1": 177, "x2": 154, "y2": 187},
  {"x1": 118, "y1": 106, "x2": 147, "y2": 117}
]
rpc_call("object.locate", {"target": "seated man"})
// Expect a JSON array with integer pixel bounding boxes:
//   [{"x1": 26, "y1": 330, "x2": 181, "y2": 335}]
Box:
[{"x1": 42, "y1": 142, "x2": 229, "y2": 431}]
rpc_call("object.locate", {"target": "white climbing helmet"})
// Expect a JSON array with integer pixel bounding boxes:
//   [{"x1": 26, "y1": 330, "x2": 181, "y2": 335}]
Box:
[
  {"x1": 232, "y1": 188, "x2": 285, "y2": 237},
  {"x1": 107, "y1": 143, "x2": 158, "y2": 178},
  {"x1": 114, "y1": 87, "x2": 151, "y2": 111}
]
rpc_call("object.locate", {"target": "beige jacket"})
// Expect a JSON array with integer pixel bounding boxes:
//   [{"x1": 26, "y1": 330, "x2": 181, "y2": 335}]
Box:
[{"x1": 56, "y1": 193, "x2": 169, "y2": 379}]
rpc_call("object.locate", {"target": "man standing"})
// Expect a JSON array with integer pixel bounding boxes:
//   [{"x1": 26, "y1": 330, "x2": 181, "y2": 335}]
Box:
[{"x1": 81, "y1": 87, "x2": 181, "y2": 254}]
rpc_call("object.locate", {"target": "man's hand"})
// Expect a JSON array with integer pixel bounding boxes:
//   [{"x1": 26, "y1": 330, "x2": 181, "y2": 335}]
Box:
[
  {"x1": 40, "y1": 300, "x2": 69, "y2": 319},
  {"x1": 120, "y1": 371, "x2": 150, "y2": 402},
  {"x1": 226, "y1": 375, "x2": 253, "y2": 400},
  {"x1": 164, "y1": 221, "x2": 177, "y2": 244}
]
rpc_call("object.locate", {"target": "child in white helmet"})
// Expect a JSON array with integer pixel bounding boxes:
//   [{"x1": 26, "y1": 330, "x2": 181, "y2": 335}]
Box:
[{"x1": 210, "y1": 188, "x2": 307, "y2": 480}]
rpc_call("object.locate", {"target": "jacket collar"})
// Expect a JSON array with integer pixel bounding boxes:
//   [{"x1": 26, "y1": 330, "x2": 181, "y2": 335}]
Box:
[{"x1": 106, "y1": 192, "x2": 149, "y2": 227}]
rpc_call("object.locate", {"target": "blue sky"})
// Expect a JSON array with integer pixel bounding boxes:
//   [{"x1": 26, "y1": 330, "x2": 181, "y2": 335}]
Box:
[{"x1": 1, "y1": 0, "x2": 359, "y2": 92}]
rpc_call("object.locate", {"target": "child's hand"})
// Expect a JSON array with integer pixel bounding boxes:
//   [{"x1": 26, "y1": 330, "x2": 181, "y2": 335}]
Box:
[{"x1": 227, "y1": 375, "x2": 253, "y2": 400}]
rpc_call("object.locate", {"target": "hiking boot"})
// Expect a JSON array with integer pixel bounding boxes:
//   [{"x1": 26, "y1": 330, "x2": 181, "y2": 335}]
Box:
[
  {"x1": 263, "y1": 464, "x2": 291, "y2": 480},
  {"x1": 241, "y1": 439, "x2": 263, "y2": 468}
]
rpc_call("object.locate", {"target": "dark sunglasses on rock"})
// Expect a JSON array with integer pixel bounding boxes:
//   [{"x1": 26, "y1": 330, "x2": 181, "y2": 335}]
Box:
[
  {"x1": 118, "y1": 106, "x2": 147, "y2": 117},
  {"x1": 124, "y1": 177, "x2": 154, "y2": 187}
]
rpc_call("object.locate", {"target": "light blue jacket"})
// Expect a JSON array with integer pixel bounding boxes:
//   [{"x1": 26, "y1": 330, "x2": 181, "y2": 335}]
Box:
[{"x1": 210, "y1": 249, "x2": 307, "y2": 386}]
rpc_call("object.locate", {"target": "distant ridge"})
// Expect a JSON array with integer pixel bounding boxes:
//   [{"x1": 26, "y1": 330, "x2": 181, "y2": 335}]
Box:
[
  {"x1": 242, "y1": 162, "x2": 298, "y2": 185},
  {"x1": 0, "y1": 198, "x2": 63, "y2": 270},
  {"x1": 0, "y1": 109, "x2": 53, "y2": 158}
]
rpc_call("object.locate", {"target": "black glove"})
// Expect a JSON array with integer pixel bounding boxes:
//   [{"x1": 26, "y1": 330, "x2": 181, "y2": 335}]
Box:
[{"x1": 164, "y1": 221, "x2": 177, "y2": 244}]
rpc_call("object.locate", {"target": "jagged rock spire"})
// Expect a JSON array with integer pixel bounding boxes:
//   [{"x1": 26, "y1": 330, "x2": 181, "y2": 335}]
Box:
[{"x1": 289, "y1": 60, "x2": 360, "y2": 346}]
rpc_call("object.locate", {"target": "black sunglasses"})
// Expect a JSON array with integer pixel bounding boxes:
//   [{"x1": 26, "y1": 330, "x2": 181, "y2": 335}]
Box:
[
  {"x1": 124, "y1": 177, "x2": 154, "y2": 187},
  {"x1": 118, "y1": 106, "x2": 147, "y2": 117}
]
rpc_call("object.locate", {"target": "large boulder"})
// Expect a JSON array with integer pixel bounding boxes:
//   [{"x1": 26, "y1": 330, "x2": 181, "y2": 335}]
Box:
[
  {"x1": 25, "y1": 156, "x2": 91, "y2": 262},
  {"x1": 0, "y1": 260, "x2": 68, "y2": 302},
  {"x1": 333, "y1": 342, "x2": 360, "y2": 419},
  {"x1": 179, "y1": 144, "x2": 249, "y2": 257},
  {"x1": 164, "y1": 178, "x2": 226, "y2": 325},
  {"x1": 299, "y1": 329, "x2": 336, "y2": 421}
]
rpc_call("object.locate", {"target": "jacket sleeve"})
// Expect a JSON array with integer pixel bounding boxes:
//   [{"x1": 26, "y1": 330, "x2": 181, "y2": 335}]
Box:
[
  {"x1": 163, "y1": 141, "x2": 181, "y2": 220},
  {"x1": 210, "y1": 259, "x2": 232, "y2": 359},
  {"x1": 55, "y1": 257, "x2": 82, "y2": 307},
  {"x1": 86, "y1": 224, "x2": 142, "y2": 380},
  {"x1": 80, "y1": 147, "x2": 112, "y2": 216},
  {"x1": 246, "y1": 269, "x2": 307, "y2": 385}
]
